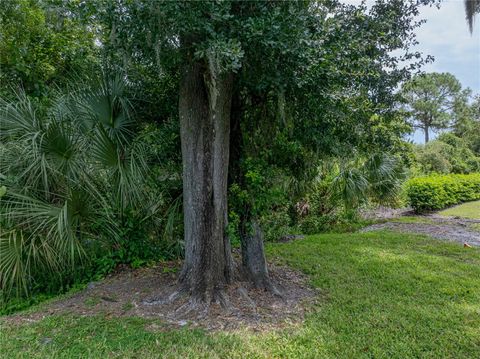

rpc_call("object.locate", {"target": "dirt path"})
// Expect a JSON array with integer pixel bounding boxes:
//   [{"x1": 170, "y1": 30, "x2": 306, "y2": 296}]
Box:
[{"x1": 362, "y1": 216, "x2": 480, "y2": 247}]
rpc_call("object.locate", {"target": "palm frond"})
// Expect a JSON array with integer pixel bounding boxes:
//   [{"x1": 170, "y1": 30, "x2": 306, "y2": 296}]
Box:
[
  {"x1": 73, "y1": 75, "x2": 135, "y2": 144},
  {"x1": 0, "y1": 231, "x2": 29, "y2": 297},
  {"x1": 0, "y1": 73, "x2": 158, "y2": 302},
  {"x1": 363, "y1": 153, "x2": 405, "y2": 204},
  {"x1": 0, "y1": 92, "x2": 42, "y2": 140},
  {"x1": 332, "y1": 165, "x2": 368, "y2": 209}
]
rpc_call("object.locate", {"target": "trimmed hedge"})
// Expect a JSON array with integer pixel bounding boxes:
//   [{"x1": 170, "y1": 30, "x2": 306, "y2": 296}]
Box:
[{"x1": 406, "y1": 173, "x2": 480, "y2": 213}]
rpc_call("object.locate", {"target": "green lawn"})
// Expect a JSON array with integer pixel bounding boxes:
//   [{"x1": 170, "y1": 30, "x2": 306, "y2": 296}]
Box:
[
  {"x1": 1, "y1": 231, "x2": 479, "y2": 358},
  {"x1": 390, "y1": 216, "x2": 435, "y2": 224},
  {"x1": 439, "y1": 200, "x2": 480, "y2": 219}
]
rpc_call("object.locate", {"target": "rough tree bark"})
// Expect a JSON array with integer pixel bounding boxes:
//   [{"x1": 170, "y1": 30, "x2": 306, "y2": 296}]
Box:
[
  {"x1": 177, "y1": 52, "x2": 278, "y2": 306},
  {"x1": 240, "y1": 219, "x2": 277, "y2": 291},
  {"x1": 178, "y1": 57, "x2": 234, "y2": 304}
]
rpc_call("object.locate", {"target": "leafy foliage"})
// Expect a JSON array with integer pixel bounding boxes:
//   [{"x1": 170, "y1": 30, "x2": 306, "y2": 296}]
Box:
[
  {"x1": 400, "y1": 72, "x2": 471, "y2": 142},
  {"x1": 0, "y1": 0, "x2": 98, "y2": 99},
  {"x1": 0, "y1": 76, "x2": 171, "y2": 301},
  {"x1": 413, "y1": 133, "x2": 480, "y2": 174},
  {"x1": 406, "y1": 173, "x2": 480, "y2": 212}
]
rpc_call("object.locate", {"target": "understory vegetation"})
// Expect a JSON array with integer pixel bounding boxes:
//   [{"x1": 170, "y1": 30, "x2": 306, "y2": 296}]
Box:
[
  {"x1": 0, "y1": 80, "x2": 183, "y2": 309},
  {"x1": 1, "y1": 231, "x2": 479, "y2": 358},
  {"x1": 0, "y1": 0, "x2": 420, "y2": 309}
]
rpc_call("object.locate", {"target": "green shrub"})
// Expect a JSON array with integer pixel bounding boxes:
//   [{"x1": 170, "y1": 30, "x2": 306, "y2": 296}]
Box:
[
  {"x1": 413, "y1": 135, "x2": 480, "y2": 175},
  {"x1": 260, "y1": 208, "x2": 297, "y2": 241},
  {"x1": 406, "y1": 173, "x2": 480, "y2": 212}
]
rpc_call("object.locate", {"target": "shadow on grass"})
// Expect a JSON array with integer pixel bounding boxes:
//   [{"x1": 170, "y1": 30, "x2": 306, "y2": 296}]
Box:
[{"x1": 1, "y1": 231, "x2": 479, "y2": 358}]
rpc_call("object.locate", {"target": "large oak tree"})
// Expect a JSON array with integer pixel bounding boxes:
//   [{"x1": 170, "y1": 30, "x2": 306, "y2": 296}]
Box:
[{"x1": 93, "y1": 0, "x2": 436, "y2": 305}]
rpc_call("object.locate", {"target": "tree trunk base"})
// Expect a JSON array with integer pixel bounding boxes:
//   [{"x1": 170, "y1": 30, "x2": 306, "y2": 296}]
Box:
[
  {"x1": 137, "y1": 259, "x2": 315, "y2": 330},
  {"x1": 143, "y1": 285, "x2": 240, "y2": 319},
  {"x1": 240, "y1": 220, "x2": 284, "y2": 297},
  {"x1": 142, "y1": 260, "x2": 284, "y2": 321}
]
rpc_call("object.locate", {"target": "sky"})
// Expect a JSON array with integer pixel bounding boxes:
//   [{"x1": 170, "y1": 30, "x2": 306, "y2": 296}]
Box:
[
  {"x1": 341, "y1": 0, "x2": 480, "y2": 143},
  {"x1": 412, "y1": 0, "x2": 480, "y2": 94}
]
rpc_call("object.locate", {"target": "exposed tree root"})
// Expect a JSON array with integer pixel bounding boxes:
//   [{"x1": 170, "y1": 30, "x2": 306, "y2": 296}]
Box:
[
  {"x1": 174, "y1": 297, "x2": 210, "y2": 319},
  {"x1": 261, "y1": 280, "x2": 284, "y2": 299},
  {"x1": 143, "y1": 283, "x2": 241, "y2": 320},
  {"x1": 142, "y1": 287, "x2": 186, "y2": 306},
  {"x1": 140, "y1": 269, "x2": 293, "y2": 326}
]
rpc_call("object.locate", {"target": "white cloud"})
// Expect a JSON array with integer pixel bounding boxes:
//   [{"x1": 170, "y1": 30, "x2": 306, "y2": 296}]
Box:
[
  {"x1": 340, "y1": 0, "x2": 480, "y2": 93},
  {"x1": 414, "y1": 1, "x2": 479, "y2": 92}
]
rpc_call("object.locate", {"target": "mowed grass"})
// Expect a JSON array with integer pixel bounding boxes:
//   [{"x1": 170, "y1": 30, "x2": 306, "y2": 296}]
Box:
[
  {"x1": 390, "y1": 216, "x2": 435, "y2": 224},
  {"x1": 439, "y1": 200, "x2": 480, "y2": 219},
  {"x1": 1, "y1": 231, "x2": 480, "y2": 358}
]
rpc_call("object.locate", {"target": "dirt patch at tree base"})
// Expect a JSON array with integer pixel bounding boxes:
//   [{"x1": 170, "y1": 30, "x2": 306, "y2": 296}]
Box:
[{"x1": 3, "y1": 261, "x2": 318, "y2": 332}]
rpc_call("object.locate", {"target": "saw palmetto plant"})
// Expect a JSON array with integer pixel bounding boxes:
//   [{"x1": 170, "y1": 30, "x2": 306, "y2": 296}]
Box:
[
  {"x1": 331, "y1": 152, "x2": 406, "y2": 210},
  {"x1": 0, "y1": 76, "x2": 153, "y2": 299}
]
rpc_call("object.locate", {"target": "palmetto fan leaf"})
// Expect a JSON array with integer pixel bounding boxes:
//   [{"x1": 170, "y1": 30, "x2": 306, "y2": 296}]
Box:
[
  {"x1": 328, "y1": 152, "x2": 405, "y2": 210},
  {"x1": 0, "y1": 231, "x2": 29, "y2": 297},
  {"x1": 0, "y1": 187, "x2": 111, "y2": 296},
  {"x1": 363, "y1": 153, "x2": 405, "y2": 203},
  {"x1": 0, "y1": 74, "x2": 154, "y2": 300},
  {"x1": 73, "y1": 75, "x2": 135, "y2": 144},
  {"x1": 3, "y1": 192, "x2": 84, "y2": 257},
  {"x1": 332, "y1": 166, "x2": 369, "y2": 209},
  {"x1": 0, "y1": 92, "x2": 85, "y2": 198},
  {"x1": 0, "y1": 92, "x2": 42, "y2": 140},
  {"x1": 41, "y1": 121, "x2": 80, "y2": 176},
  {"x1": 90, "y1": 125, "x2": 120, "y2": 168},
  {"x1": 87, "y1": 110, "x2": 149, "y2": 210}
]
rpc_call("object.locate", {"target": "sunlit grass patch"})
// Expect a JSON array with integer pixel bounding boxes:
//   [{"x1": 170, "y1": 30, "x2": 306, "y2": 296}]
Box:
[{"x1": 438, "y1": 201, "x2": 480, "y2": 219}]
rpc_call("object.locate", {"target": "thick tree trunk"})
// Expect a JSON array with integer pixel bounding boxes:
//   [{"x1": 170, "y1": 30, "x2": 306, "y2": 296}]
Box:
[
  {"x1": 240, "y1": 219, "x2": 270, "y2": 288},
  {"x1": 240, "y1": 217, "x2": 281, "y2": 295},
  {"x1": 424, "y1": 124, "x2": 429, "y2": 143},
  {"x1": 178, "y1": 59, "x2": 234, "y2": 303}
]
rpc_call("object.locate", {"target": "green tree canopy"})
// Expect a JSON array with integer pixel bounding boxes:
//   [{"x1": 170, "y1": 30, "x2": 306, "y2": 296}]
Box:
[
  {"x1": 0, "y1": 0, "x2": 98, "y2": 100},
  {"x1": 401, "y1": 72, "x2": 471, "y2": 143},
  {"x1": 453, "y1": 94, "x2": 480, "y2": 155}
]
